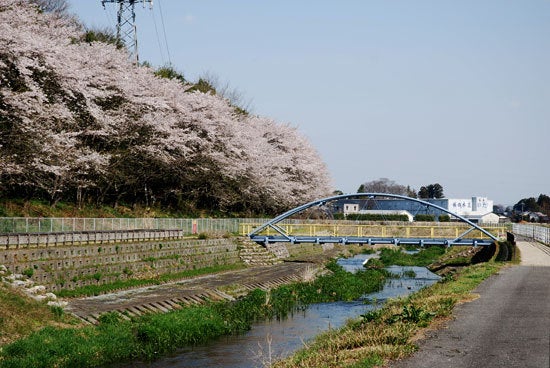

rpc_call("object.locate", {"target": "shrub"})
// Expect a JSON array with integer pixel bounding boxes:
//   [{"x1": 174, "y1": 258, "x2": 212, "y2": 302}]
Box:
[
  {"x1": 81, "y1": 28, "x2": 123, "y2": 49},
  {"x1": 363, "y1": 258, "x2": 384, "y2": 269},
  {"x1": 22, "y1": 268, "x2": 34, "y2": 278},
  {"x1": 98, "y1": 312, "x2": 121, "y2": 325},
  {"x1": 154, "y1": 65, "x2": 186, "y2": 84},
  {"x1": 402, "y1": 270, "x2": 417, "y2": 278},
  {"x1": 50, "y1": 305, "x2": 64, "y2": 318},
  {"x1": 345, "y1": 213, "x2": 410, "y2": 222},
  {"x1": 414, "y1": 214, "x2": 435, "y2": 222},
  {"x1": 438, "y1": 214, "x2": 451, "y2": 222},
  {"x1": 385, "y1": 304, "x2": 435, "y2": 326},
  {"x1": 185, "y1": 78, "x2": 216, "y2": 95}
]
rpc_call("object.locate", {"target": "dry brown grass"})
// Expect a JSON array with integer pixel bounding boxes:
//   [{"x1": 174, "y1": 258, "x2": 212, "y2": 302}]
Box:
[{"x1": 0, "y1": 283, "x2": 81, "y2": 346}]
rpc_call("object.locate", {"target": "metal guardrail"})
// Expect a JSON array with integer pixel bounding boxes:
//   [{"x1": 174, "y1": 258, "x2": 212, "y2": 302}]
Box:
[
  {"x1": 240, "y1": 223, "x2": 507, "y2": 239},
  {"x1": 513, "y1": 223, "x2": 550, "y2": 245},
  {"x1": 243, "y1": 222, "x2": 507, "y2": 247}
]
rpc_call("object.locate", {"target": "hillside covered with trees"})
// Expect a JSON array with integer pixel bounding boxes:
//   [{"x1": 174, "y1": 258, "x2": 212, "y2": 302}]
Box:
[{"x1": 0, "y1": 0, "x2": 332, "y2": 216}]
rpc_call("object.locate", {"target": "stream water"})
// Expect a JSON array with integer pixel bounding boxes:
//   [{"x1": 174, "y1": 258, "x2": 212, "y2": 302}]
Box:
[{"x1": 129, "y1": 254, "x2": 440, "y2": 368}]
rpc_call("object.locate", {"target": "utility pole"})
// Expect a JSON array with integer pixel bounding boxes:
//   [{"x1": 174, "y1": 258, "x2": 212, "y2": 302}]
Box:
[{"x1": 101, "y1": 0, "x2": 153, "y2": 64}]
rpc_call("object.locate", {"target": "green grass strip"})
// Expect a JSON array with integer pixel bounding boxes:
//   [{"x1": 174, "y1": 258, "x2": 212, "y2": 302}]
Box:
[{"x1": 55, "y1": 264, "x2": 246, "y2": 298}]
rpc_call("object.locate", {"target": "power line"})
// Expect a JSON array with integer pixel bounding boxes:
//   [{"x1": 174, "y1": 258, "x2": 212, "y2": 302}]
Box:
[
  {"x1": 150, "y1": 9, "x2": 167, "y2": 65},
  {"x1": 103, "y1": 4, "x2": 115, "y2": 27},
  {"x1": 157, "y1": 0, "x2": 172, "y2": 65}
]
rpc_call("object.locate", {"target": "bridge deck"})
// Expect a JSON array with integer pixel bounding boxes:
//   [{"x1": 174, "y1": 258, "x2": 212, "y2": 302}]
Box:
[{"x1": 250, "y1": 235, "x2": 494, "y2": 247}]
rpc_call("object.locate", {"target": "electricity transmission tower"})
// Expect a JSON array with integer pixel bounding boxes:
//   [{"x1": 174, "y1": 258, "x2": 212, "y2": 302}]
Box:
[{"x1": 101, "y1": 0, "x2": 153, "y2": 63}]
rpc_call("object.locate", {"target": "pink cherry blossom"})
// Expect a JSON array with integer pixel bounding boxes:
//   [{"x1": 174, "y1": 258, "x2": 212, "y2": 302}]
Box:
[{"x1": 0, "y1": 0, "x2": 332, "y2": 213}]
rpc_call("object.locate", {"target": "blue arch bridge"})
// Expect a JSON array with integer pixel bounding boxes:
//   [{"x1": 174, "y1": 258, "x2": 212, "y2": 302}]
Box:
[{"x1": 247, "y1": 193, "x2": 502, "y2": 247}]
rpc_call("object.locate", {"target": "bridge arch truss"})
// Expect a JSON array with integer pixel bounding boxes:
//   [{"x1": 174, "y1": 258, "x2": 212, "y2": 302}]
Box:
[{"x1": 248, "y1": 193, "x2": 499, "y2": 247}]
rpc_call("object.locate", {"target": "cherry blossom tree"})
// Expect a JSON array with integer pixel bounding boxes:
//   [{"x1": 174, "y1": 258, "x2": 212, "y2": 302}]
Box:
[{"x1": 0, "y1": 0, "x2": 332, "y2": 214}]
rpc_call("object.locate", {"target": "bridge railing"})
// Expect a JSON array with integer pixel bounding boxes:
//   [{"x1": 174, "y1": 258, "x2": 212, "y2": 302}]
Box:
[
  {"x1": 513, "y1": 223, "x2": 550, "y2": 245},
  {"x1": 240, "y1": 222, "x2": 508, "y2": 240}
]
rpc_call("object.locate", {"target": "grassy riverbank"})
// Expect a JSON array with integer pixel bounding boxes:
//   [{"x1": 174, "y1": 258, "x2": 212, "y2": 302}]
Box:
[
  {"x1": 273, "y1": 260, "x2": 505, "y2": 368},
  {"x1": 0, "y1": 262, "x2": 387, "y2": 368}
]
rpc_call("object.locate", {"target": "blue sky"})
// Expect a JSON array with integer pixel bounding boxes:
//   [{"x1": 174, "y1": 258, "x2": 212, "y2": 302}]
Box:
[{"x1": 67, "y1": 0, "x2": 550, "y2": 206}]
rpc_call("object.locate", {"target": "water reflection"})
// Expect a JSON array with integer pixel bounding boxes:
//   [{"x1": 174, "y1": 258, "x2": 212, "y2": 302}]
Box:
[{"x1": 336, "y1": 252, "x2": 380, "y2": 273}]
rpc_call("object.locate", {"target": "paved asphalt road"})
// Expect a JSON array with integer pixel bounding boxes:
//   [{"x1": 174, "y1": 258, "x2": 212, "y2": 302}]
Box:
[{"x1": 390, "y1": 241, "x2": 550, "y2": 368}]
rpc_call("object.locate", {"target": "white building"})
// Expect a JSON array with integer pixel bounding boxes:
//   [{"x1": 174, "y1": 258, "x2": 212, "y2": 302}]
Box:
[
  {"x1": 447, "y1": 197, "x2": 493, "y2": 217},
  {"x1": 341, "y1": 196, "x2": 494, "y2": 223}
]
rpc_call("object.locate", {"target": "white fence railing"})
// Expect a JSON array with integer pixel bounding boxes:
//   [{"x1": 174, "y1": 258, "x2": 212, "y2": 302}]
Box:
[
  {"x1": 0, "y1": 217, "x2": 270, "y2": 235},
  {"x1": 513, "y1": 223, "x2": 550, "y2": 245}
]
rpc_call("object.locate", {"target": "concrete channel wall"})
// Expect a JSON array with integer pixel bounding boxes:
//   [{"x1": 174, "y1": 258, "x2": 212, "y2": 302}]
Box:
[{"x1": 1, "y1": 238, "x2": 241, "y2": 292}]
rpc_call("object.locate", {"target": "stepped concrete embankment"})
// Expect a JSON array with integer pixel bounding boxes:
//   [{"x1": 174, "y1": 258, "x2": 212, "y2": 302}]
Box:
[
  {"x1": 1, "y1": 237, "x2": 241, "y2": 292},
  {"x1": 0, "y1": 234, "x2": 334, "y2": 291},
  {"x1": 65, "y1": 262, "x2": 325, "y2": 324}
]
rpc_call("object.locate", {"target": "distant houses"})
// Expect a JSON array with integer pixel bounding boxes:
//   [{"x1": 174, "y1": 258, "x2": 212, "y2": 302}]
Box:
[{"x1": 520, "y1": 211, "x2": 550, "y2": 223}]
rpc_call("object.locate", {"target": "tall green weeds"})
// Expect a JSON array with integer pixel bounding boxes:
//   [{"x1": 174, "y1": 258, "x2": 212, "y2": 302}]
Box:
[{"x1": 379, "y1": 246, "x2": 445, "y2": 267}]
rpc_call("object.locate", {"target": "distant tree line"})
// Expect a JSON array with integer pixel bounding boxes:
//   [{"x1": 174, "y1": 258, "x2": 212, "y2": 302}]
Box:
[
  {"x1": 417, "y1": 184, "x2": 444, "y2": 199},
  {"x1": 356, "y1": 178, "x2": 444, "y2": 199},
  {"x1": 513, "y1": 194, "x2": 550, "y2": 213},
  {"x1": 510, "y1": 194, "x2": 550, "y2": 222}
]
